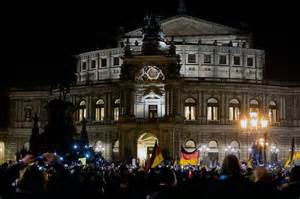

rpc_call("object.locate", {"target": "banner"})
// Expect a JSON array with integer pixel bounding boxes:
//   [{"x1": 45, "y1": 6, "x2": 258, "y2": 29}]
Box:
[
  {"x1": 179, "y1": 146, "x2": 199, "y2": 166},
  {"x1": 79, "y1": 157, "x2": 86, "y2": 165}
]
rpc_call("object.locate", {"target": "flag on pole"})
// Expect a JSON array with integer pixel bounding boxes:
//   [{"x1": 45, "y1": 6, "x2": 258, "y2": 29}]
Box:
[
  {"x1": 247, "y1": 153, "x2": 253, "y2": 169},
  {"x1": 145, "y1": 141, "x2": 164, "y2": 171},
  {"x1": 284, "y1": 137, "x2": 295, "y2": 168},
  {"x1": 179, "y1": 146, "x2": 199, "y2": 166}
]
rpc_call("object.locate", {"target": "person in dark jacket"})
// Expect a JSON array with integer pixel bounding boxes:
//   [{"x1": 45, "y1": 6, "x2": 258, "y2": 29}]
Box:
[
  {"x1": 211, "y1": 154, "x2": 252, "y2": 199},
  {"x1": 252, "y1": 167, "x2": 279, "y2": 199},
  {"x1": 281, "y1": 166, "x2": 300, "y2": 199},
  {"x1": 146, "y1": 167, "x2": 179, "y2": 199}
]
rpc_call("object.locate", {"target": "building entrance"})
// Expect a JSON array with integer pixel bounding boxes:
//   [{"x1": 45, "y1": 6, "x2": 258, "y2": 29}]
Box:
[{"x1": 137, "y1": 133, "x2": 158, "y2": 166}]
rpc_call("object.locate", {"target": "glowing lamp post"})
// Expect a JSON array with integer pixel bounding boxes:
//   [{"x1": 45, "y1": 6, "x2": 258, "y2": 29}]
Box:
[{"x1": 240, "y1": 117, "x2": 269, "y2": 165}]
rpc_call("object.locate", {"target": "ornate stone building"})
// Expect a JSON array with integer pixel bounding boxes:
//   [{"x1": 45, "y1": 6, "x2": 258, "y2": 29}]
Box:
[{"x1": 1, "y1": 14, "x2": 300, "y2": 165}]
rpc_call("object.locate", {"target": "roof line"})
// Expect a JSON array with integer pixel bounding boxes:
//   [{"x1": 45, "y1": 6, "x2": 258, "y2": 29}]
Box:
[{"x1": 125, "y1": 14, "x2": 243, "y2": 36}]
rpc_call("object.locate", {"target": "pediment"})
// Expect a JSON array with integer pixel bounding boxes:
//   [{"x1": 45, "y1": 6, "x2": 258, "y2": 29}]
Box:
[{"x1": 125, "y1": 15, "x2": 241, "y2": 37}]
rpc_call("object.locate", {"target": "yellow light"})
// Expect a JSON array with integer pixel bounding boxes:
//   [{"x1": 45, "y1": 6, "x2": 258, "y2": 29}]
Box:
[
  {"x1": 250, "y1": 119, "x2": 258, "y2": 128},
  {"x1": 259, "y1": 138, "x2": 264, "y2": 146},
  {"x1": 261, "y1": 119, "x2": 268, "y2": 129},
  {"x1": 240, "y1": 119, "x2": 248, "y2": 129}
]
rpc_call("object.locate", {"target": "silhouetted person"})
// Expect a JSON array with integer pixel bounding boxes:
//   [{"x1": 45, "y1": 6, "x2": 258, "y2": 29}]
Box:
[
  {"x1": 146, "y1": 167, "x2": 179, "y2": 199},
  {"x1": 281, "y1": 166, "x2": 300, "y2": 199},
  {"x1": 252, "y1": 167, "x2": 279, "y2": 199},
  {"x1": 211, "y1": 154, "x2": 251, "y2": 199}
]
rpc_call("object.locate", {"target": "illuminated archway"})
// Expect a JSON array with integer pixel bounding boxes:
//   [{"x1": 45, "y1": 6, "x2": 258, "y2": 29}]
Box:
[{"x1": 137, "y1": 133, "x2": 158, "y2": 166}]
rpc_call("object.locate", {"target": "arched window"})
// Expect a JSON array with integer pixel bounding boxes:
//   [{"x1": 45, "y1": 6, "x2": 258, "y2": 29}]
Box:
[
  {"x1": 113, "y1": 140, "x2": 119, "y2": 153},
  {"x1": 208, "y1": 141, "x2": 218, "y2": 152},
  {"x1": 208, "y1": 141, "x2": 219, "y2": 164},
  {"x1": 185, "y1": 139, "x2": 196, "y2": 149},
  {"x1": 95, "y1": 99, "x2": 105, "y2": 121},
  {"x1": 112, "y1": 140, "x2": 120, "y2": 161},
  {"x1": 249, "y1": 99, "x2": 259, "y2": 119},
  {"x1": 207, "y1": 98, "x2": 219, "y2": 121},
  {"x1": 225, "y1": 141, "x2": 240, "y2": 158},
  {"x1": 270, "y1": 143, "x2": 279, "y2": 163},
  {"x1": 184, "y1": 98, "x2": 196, "y2": 120},
  {"x1": 229, "y1": 99, "x2": 240, "y2": 121},
  {"x1": 94, "y1": 140, "x2": 104, "y2": 153},
  {"x1": 268, "y1": 101, "x2": 277, "y2": 123},
  {"x1": 79, "y1": 100, "x2": 87, "y2": 121},
  {"x1": 24, "y1": 105, "x2": 33, "y2": 121},
  {"x1": 113, "y1": 99, "x2": 120, "y2": 121},
  {"x1": 23, "y1": 142, "x2": 30, "y2": 151}
]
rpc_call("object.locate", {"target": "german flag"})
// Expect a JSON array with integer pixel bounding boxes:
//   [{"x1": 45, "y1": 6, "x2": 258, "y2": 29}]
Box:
[
  {"x1": 145, "y1": 142, "x2": 164, "y2": 171},
  {"x1": 179, "y1": 146, "x2": 199, "y2": 166}
]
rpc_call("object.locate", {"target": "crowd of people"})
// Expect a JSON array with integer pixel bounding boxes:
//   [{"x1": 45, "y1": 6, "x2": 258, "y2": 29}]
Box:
[{"x1": 0, "y1": 153, "x2": 299, "y2": 199}]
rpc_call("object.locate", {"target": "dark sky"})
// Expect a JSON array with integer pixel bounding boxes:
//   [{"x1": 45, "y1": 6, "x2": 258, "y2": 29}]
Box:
[{"x1": 0, "y1": 0, "x2": 299, "y2": 126}]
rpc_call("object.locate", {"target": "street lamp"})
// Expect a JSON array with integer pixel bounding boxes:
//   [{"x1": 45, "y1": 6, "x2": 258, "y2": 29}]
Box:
[{"x1": 240, "y1": 117, "x2": 269, "y2": 165}]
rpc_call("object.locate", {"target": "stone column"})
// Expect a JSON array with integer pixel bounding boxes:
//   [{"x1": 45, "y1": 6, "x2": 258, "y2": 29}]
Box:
[
  {"x1": 201, "y1": 91, "x2": 206, "y2": 124},
  {"x1": 130, "y1": 89, "x2": 135, "y2": 116},
  {"x1": 176, "y1": 89, "x2": 181, "y2": 116},
  {"x1": 106, "y1": 92, "x2": 111, "y2": 121},
  {"x1": 220, "y1": 92, "x2": 226, "y2": 124},
  {"x1": 165, "y1": 90, "x2": 169, "y2": 116},
  {"x1": 88, "y1": 96, "x2": 93, "y2": 123},
  {"x1": 198, "y1": 91, "x2": 202, "y2": 123}
]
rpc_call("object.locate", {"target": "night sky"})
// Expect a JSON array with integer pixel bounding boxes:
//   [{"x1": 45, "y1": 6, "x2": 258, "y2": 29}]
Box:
[{"x1": 0, "y1": 0, "x2": 299, "y2": 126}]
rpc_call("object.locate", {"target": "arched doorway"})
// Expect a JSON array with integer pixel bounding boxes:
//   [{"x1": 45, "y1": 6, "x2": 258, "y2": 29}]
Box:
[
  {"x1": 207, "y1": 141, "x2": 219, "y2": 168},
  {"x1": 137, "y1": 133, "x2": 158, "y2": 166},
  {"x1": 0, "y1": 142, "x2": 5, "y2": 164},
  {"x1": 112, "y1": 140, "x2": 120, "y2": 161},
  {"x1": 225, "y1": 141, "x2": 240, "y2": 159}
]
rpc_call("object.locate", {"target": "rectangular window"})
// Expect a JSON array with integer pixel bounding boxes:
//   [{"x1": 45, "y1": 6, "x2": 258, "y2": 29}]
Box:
[
  {"x1": 149, "y1": 105, "x2": 158, "y2": 119},
  {"x1": 95, "y1": 107, "x2": 104, "y2": 121},
  {"x1": 101, "y1": 58, "x2": 107, "y2": 67},
  {"x1": 229, "y1": 107, "x2": 240, "y2": 121},
  {"x1": 113, "y1": 57, "x2": 120, "y2": 66},
  {"x1": 219, "y1": 55, "x2": 227, "y2": 65},
  {"x1": 204, "y1": 54, "x2": 212, "y2": 64},
  {"x1": 185, "y1": 106, "x2": 196, "y2": 120},
  {"x1": 91, "y1": 60, "x2": 96, "y2": 69},
  {"x1": 249, "y1": 108, "x2": 259, "y2": 119},
  {"x1": 187, "y1": 54, "x2": 196, "y2": 63},
  {"x1": 247, "y1": 57, "x2": 254, "y2": 67},
  {"x1": 82, "y1": 62, "x2": 87, "y2": 70},
  {"x1": 79, "y1": 108, "x2": 86, "y2": 121},
  {"x1": 113, "y1": 107, "x2": 119, "y2": 121},
  {"x1": 190, "y1": 106, "x2": 195, "y2": 120},
  {"x1": 207, "y1": 106, "x2": 218, "y2": 121},
  {"x1": 233, "y1": 56, "x2": 241, "y2": 66},
  {"x1": 269, "y1": 109, "x2": 277, "y2": 123},
  {"x1": 185, "y1": 106, "x2": 190, "y2": 120}
]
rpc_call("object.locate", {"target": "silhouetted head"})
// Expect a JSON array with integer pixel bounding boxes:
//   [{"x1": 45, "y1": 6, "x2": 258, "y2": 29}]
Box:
[
  {"x1": 221, "y1": 154, "x2": 241, "y2": 177},
  {"x1": 158, "y1": 167, "x2": 176, "y2": 185},
  {"x1": 254, "y1": 167, "x2": 270, "y2": 183},
  {"x1": 290, "y1": 166, "x2": 300, "y2": 182}
]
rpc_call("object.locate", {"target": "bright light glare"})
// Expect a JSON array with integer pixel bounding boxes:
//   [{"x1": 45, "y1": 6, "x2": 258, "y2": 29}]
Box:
[
  {"x1": 261, "y1": 119, "x2": 268, "y2": 128},
  {"x1": 250, "y1": 119, "x2": 258, "y2": 128},
  {"x1": 241, "y1": 119, "x2": 248, "y2": 129}
]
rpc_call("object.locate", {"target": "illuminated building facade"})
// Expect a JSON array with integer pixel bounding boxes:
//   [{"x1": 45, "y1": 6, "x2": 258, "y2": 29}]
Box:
[{"x1": 1, "y1": 14, "x2": 300, "y2": 165}]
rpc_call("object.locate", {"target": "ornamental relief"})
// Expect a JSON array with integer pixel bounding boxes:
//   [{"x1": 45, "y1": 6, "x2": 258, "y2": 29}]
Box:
[{"x1": 135, "y1": 65, "x2": 165, "y2": 81}]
